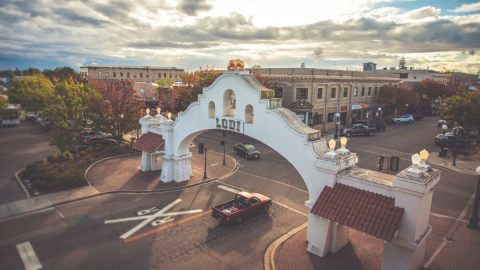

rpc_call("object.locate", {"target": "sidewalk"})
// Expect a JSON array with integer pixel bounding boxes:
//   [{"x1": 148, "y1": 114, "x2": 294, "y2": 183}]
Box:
[{"x1": 428, "y1": 146, "x2": 480, "y2": 175}]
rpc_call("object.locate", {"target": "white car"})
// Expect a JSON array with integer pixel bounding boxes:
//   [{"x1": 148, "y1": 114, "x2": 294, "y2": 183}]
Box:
[
  {"x1": 1, "y1": 118, "x2": 20, "y2": 127},
  {"x1": 392, "y1": 115, "x2": 414, "y2": 124}
]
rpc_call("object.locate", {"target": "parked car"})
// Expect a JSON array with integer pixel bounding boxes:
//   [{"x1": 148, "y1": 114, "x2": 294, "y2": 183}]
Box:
[
  {"x1": 212, "y1": 191, "x2": 272, "y2": 224},
  {"x1": 82, "y1": 136, "x2": 117, "y2": 146},
  {"x1": 437, "y1": 119, "x2": 450, "y2": 128},
  {"x1": 392, "y1": 115, "x2": 414, "y2": 124},
  {"x1": 413, "y1": 114, "x2": 424, "y2": 121},
  {"x1": 1, "y1": 118, "x2": 20, "y2": 127},
  {"x1": 434, "y1": 133, "x2": 468, "y2": 149},
  {"x1": 40, "y1": 119, "x2": 53, "y2": 130},
  {"x1": 368, "y1": 121, "x2": 386, "y2": 132},
  {"x1": 79, "y1": 129, "x2": 112, "y2": 139},
  {"x1": 343, "y1": 124, "x2": 376, "y2": 137},
  {"x1": 233, "y1": 143, "x2": 261, "y2": 159}
]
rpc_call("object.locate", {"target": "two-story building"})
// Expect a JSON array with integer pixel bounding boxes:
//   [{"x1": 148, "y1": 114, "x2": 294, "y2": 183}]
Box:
[{"x1": 251, "y1": 68, "x2": 400, "y2": 132}]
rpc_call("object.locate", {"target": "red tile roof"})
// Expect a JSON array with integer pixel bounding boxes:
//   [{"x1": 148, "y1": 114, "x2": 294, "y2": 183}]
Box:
[
  {"x1": 310, "y1": 183, "x2": 404, "y2": 242},
  {"x1": 133, "y1": 132, "x2": 164, "y2": 153}
]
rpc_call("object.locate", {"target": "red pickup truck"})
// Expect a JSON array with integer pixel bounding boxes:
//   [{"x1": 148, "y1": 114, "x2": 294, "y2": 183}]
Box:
[{"x1": 212, "y1": 192, "x2": 272, "y2": 224}]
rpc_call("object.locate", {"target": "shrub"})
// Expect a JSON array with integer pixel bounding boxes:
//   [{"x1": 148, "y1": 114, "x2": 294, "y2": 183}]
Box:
[
  {"x1": 77, "y1": 150, "x2": 88, "y2": 158},
  {"x1": 62, "y1": 151, "x2": 74, "y2": 161}
]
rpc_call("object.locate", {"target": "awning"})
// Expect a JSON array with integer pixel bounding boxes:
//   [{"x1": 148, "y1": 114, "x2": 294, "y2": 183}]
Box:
[
  {"x1": 310, "y1": 183, "x2": 404, "y2": 241},
  {"x1": 352, "y1": 103, "x2": 370, "y2": 110},
  {"x1": 133, "y1": 132, "x2": 164, "y2": 153}
]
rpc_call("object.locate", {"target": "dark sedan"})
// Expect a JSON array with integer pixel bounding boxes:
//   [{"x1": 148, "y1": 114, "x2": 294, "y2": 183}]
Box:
[
  {"x1": 82, "y1": 136, "x2": 118, "y2": 146},
  {"x1": 233, "y1": 143, "x2": 261, "y2": 160}
]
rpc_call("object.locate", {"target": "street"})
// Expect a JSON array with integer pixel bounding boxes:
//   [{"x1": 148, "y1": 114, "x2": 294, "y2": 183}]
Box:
[{"x1": 0, "y1": 116, "x2": 478, "y2": 269}]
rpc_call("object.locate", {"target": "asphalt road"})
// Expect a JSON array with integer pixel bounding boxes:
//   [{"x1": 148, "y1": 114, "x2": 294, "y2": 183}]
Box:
[
  {"x1": 0, "y1": 122, "x2": 57, "y2": 204},
  {"x1": 0, "y1": 116, "x2": 478, "y2": 270}
]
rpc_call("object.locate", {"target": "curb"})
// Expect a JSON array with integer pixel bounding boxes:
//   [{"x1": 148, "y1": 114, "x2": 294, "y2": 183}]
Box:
[
  {"x1": 84, "y1": 152, "x2": 141, "y2": 186},
  {"x1": 1, "y1": 154, "x2": 239, "y2": 222},
  {"x1": 264, "y1": 222, "x2": 308, "y2": 270},
  {"x1": 14, "y1": 168, "x2": 30, "y2": 199}
]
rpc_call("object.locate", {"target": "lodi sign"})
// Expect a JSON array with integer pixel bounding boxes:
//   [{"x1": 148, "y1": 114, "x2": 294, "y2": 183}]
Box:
[{"x1": 215, "y1": 117, "x2": 243, "y2": 133}]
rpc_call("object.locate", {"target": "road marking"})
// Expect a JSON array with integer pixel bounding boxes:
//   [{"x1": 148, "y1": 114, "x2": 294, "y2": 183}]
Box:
[
  {"x1": 120, "y1": 199, "x2": 182, "y2": 239},
  {"x1": 55, "y1": 209, "x2": 64, "y2": 220},
  {"x1": 237, "y1": 171, "x2": 308, "y2": 194},
  {"x1": 217, "y1": 185, "x2": 240, "y2": 194},
  {"x1": 424, "y1": 192, "x2": 476, "y2": 268},
  {"x1": 124, "y1": 211, "x2": 212, "y2": 244},
  {"x1": 105, "y1": 209, "x2": 203, "y2": 224},
  {"x1": 430, "y1": 212, "x2": 468, "y2": 224},
  {"x1": 16, "y1": 241, "x2": 42, "y2": 270}
]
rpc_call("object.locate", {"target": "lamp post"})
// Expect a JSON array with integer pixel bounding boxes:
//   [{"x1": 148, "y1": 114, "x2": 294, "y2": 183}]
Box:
[
  {"x1": 468, "y1": 166, "x2": 480, "y2": 229},
  {"x1": 221, "y1": 130, "x2": 227, "y2": 166},
  {"x1": 377, "y1": 107, "x2": 382, "y2": 123},
  {"x1": 439, "y1": 124, "x2": 448, "y2": 157},
  {"x1": 334, "y1": 112, "x2": 341, "y2": 139}
]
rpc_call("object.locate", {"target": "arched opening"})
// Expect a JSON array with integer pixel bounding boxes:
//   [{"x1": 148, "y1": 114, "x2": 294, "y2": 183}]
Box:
[
  {"x1": 245, "y1": 105, "x2": 254, "y2": 123},
  {"x1": 223, "y1": 89, "x2": 236, "y2": 117},
  {"x1": 208, "y1": 101, "x2": 215, "y2": 118}
]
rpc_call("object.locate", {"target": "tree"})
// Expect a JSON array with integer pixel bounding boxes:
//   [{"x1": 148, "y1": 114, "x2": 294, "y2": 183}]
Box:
[
  {"x1": 0, "y1": 95, "x2": 7, "y2": 109},
  {"x1": 399, "y1": 57, "x2": 406, "y2": 69},
  {"x1": 440, "y1": 92, "x2": 480, "y2": 143},
  {"x1": 376, "y1": 84, "x2": 419, "y2": 116},
  {"x1": 45, "y1": 81, "x2": 95, "y2": 151},
  {"x1": 156, "y1": 68, "x2": 221, "y2": 113},
  {"x1": 8, "y1": 74, "x2": 54, "y2": 111},
  {"x1": 88, "y1": 79, "x2": 143, "y2": 141}
]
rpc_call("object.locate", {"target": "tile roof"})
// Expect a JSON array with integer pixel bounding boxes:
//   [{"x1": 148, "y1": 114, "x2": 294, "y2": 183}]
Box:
[
  {"x1": 133, "y1": 132, "x2": 164, "y2": 153},
  {"x1": 310, "y1": 183, "x2": 404, "y2": 242}
]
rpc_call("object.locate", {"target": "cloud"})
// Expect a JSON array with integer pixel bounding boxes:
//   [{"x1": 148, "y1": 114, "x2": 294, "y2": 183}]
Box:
[
  {"x1": 451, "y1": 2, "x2": 480, "y2": 13},
  {"x1": 178, "y1": 0, "x2": 212, "y2": 16},
  {"x1": 404, "y1": 6, "x2": 440, "y2": 20}
]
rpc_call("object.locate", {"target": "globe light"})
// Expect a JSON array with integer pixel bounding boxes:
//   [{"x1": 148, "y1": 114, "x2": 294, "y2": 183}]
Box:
[
  {"x1": 419, "y1": 149, "x2": 429, "y2": 161},
  {"x1": 157, "y1": 107, "x2": 161, "y2": 115},
  {"x1": 167, "y1": 112, "x2": 172, "y2": 120},
  {"x1": 411, "y1": 153, "x2": 421, "y2": 166},
  {"x1": 146, "y1": 108, "x2": 150, "y2": 116},
  {"x1": 328, "y1": 139, "x2": 336, "y2": 152},
  {"x1": 340, "y1": 137, "x2": 348, "y2": 148}
]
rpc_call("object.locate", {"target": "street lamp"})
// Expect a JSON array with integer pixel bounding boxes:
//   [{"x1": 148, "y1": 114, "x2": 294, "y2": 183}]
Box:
[
  {"x1": 439, "y1": 124, "x2": 448, "y2": 157},
  {"x1": 334, "y1": 112, "x2": 341, "y2": 139},
  {"x1": 468, "y1": 166, "x2": 480, "y2": 229},
  {"x1": 221, "y1": 130, "x2": 227, "y2": 165}
]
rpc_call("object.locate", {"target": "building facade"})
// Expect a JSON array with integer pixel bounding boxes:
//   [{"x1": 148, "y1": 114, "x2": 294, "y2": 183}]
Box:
[
  {"x1": 374, "y1": 68, "x2": 449, "y2": 91},
  {"x1": 79, "y1": 66, "x2": 184, "y2": 84},
  {"x1": 252, "y1": 68, "x2": 400, "y2": 132}
]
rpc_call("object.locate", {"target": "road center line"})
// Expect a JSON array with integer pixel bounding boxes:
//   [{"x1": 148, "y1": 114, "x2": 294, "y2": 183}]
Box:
[
  {"x1": 217, "y1": 185, "x2": 240, "y2": 194},
  {"x1": 16, "y1": 241, "x2": 42, "y2": 270},
  {"x1": 237, "y1": 170, "x2": 308, "y2": 194}
]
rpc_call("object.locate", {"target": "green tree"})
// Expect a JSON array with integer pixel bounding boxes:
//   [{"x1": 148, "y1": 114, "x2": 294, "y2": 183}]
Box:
[
  {"x1": 0, "y1": 95, "x2": 7, "y2": 109},
  {"x1": 440, "y1": 92, "x2": 480, "y2": 143},
  {"x1": 8, "y1": 74, "x2": 54, "y2": 111},
  {"x1": 88, "y1": 79, "x2": 142, "y2": 141}
]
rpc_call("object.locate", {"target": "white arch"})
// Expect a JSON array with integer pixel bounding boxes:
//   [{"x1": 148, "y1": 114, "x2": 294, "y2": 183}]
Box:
[{"x1": 245, "y1": 104, "x2": 254, "y2": 123}]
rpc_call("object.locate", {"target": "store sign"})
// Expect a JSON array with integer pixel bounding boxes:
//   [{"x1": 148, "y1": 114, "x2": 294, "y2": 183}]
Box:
[{"x1": 216, "y1": 117, "x2": 242, "y2": 132}]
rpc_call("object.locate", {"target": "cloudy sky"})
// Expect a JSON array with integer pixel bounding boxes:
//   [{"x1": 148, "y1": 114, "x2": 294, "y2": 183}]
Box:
[{"x1": 1, "y1": 0, "x2": 479, "y2": 73}]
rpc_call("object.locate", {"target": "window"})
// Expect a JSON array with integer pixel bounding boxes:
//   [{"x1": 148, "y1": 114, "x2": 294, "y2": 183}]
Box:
[
  {"x1": 368, "y1": 87, "x2": 372, "y2": 96},
  {"x1": 343, "y1": 87, "x2": 348, "y2": 98},
  {"x1": 104, "y1": 72, "x2": 109, "y2": 78},
  {"x1": 164, "y1": 73, "x2": 167, "y2": 78},
  {"x1": 296, "y1": 88, "x2": 308, "y2": 100},
  {"x1": 374, "y1": 87, "x2": 378, "y2": 95},
  {"x1": 127, "y1": 72, "x2": 130, "y2": 78},
  {"x1": 175, "y1": 74, "x2": 178, "y2": 78},
  {"x1": 140, "y1": 73, "x2": 143, "y2": 78},
  {"x1": 158, "y1": 73, "x2": 161, "y2": 78},
  {"x1": 353, "y1": 87, "x2": 358, "y2": 97},
  {"x1": 120, "y1": 72, "x2": 123, "y2": 78},
  {"x1": 330, "y1": 88, "x2": 336, "y2": 99},
  {"x1": 327, "y1": 113, "x2": 335, "y2": 123},
  {"x1": 317, "y1": 88, "x2": 323, "y2": 99},
  {"x1": 97, "y1": 72, "x2": 102, "y2": 79},
  {"x1": 146, "y1": 73, "x2": 149, "y2": 78},
  {"x1": 113, "y1": 72, "x2": 116, "y2": 78},
  {"x1": 275, "y1": 87, "x2": 283, "y2": 98},
  {"x1": 223, "y1": 89, "x2": 236, "y2": 117},
  {"x1": 208, "y1": 101, "x2": 215, "y2": 118},
  {"x1": 361, "y1": 87, "x2": 365, "y2": 96},
  {"x1": 245, "y1": 105, "x2": 254, "y2": 123}
]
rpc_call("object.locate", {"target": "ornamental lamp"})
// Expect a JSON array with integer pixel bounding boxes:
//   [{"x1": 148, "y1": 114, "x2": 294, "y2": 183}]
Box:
[{"x1": 167, "y1": 112, "x2": 172, "y2": 120}]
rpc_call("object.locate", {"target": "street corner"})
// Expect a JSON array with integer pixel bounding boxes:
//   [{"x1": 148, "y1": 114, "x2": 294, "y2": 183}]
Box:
[{"x1": 85, "y1": 149, "x2": 237, "y2": 193}]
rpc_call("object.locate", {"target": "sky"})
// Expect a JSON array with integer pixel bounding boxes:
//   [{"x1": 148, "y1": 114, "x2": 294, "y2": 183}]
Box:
[{"x1": 0, "y1": 0, "x2": 479, "y2": 73}]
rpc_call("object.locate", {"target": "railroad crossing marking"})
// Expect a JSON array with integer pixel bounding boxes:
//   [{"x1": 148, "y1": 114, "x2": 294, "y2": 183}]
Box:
[
  {"x1": 16, "y1": 241, "x2": 42, "y2": 270},
  {"x1": 104, "y1": 199, "x2": 202, "y2": 239}
]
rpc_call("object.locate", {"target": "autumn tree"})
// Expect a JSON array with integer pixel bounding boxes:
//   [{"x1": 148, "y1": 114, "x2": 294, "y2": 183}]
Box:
[
  {"x1": 376, "y1": 85, "x2": 419, "y2": 116},
  {"x1": 88, "y1": 79, "x2": 143, "y2": 141},
  {"x1": 8, "y1": 74, "x2": 54, "y2": 111},
  {"x1": 156, "y1": 68, "x2": 221, "y2": 113}
]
